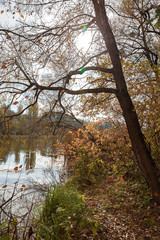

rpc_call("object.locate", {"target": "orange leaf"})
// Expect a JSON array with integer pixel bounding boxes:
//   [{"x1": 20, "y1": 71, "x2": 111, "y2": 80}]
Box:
[
  {"x1": 14, "y1": 181, "x2": 18, "y2": 184},
  {"x1": 54, "y1": 50, "x2": 56, "y2": 53},
  {"x1": 13, "y1": 101, "x2": 18, "y2": 105},
  {"x1": 20, "y1": 188, "x2": 23, "y2": 191},
  {"x1": 16, "y1": 92, "x2": 22, "y2": 94},
  {"x1": 22, "y1": 184, "x2": 26, "y2": 187},
  {"x1": 1, "y1": 10, "x2": 4, "y2": 14},
  {"x1": 61, "y1": 90, "x2": 65, "y2": 92},
  {"x1": 2, "y1": 185, "x2": 7, "y2": 188},
  {"x1": 18, "y1": 9, "x2": 21, "y2": 13},
  {"x1": 46, "y1": 50, "x2": 50, "y2": 53},
  {"x1": 16, "y1": 75, "x2": 19, "y2": 77},
  {"x1": 61, "y1": 56, "x2": 64, "y2": 59},
  {"x1": 57, "y1": 60, "x2": 61, "y2": 63},
  {"x1": 120, "y1": 176, "x2": 124, "y2": 181},
  {"x1": 154, "y1": 192, "x2": 159, "y2": 197},
  {"x1": 20, "y1": 14, "x2": 24, "y2": 18},
  {"x1": 14, "y1": 166, "x2": 18, "y2": 171},
  {"x1": 1, "y1": 65, "x2": 7, "y2": 69},
  {"x1": 66, "y1": 36, "x2": 70, "y2": 40},
  {"x1": 24, "y1": 188, "x2": 28, "y2": 191},
  {"x1": 19, "y1": 165, "x2": 22, "y2": 168}
]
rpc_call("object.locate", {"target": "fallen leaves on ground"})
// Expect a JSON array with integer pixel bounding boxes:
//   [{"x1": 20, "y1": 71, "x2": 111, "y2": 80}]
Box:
[{"x1": 83, "y1": 177, "x2": 160, "y2": 239}]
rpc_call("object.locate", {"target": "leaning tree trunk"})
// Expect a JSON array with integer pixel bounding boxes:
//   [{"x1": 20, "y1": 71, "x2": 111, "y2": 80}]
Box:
[{"x1": 92, "y1": 0, "x2": 160, "y2": 203}]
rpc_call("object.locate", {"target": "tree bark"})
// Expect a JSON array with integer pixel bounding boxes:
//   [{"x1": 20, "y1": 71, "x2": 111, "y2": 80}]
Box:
[{"x1": 92, "y1": 0, "x2": 160, "y2": 202}]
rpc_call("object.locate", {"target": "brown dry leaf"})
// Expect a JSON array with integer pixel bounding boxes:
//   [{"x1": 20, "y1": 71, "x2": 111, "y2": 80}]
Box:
[
  {"x1": 13, "y1": 101, "x2": 19, "y2": 105},
  {"x1": 1, "y1": 65, "x2": 7, "y2": 69},
  {"x1": 7, "y1": 35, "x2": 11, "y2": 39}
]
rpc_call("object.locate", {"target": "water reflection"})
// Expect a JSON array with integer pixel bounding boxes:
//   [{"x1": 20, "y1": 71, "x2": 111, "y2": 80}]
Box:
[
  {"x1": 0, "y1": 137, "x2": 52, "y2": 167},
  {"x1": 0, "y1": 136, "x2": 64, "y2": 185}
]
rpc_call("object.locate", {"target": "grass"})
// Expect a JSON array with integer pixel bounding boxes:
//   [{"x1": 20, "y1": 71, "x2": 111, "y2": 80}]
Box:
[{"x1": 34, "y1": 184, "x2": 98, "y2": 240}]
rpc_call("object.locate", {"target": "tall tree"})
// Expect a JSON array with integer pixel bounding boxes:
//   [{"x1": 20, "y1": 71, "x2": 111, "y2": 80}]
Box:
[{"x1": 0, "y1": 0, "x2": 159, "y2": 201}]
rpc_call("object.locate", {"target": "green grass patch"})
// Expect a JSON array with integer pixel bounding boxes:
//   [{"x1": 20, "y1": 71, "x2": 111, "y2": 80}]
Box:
[{"x1": 34, "y1": 184, "x2": 98, "y2": 240}]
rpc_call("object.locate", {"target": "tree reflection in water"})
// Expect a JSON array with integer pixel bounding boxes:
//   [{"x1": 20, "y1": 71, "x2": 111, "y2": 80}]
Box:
[{"x1": 0, "y1": 136, "x2": 57, "y2": 170}]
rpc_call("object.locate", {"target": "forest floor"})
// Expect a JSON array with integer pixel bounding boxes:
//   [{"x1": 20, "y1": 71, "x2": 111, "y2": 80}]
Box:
[{"x1": 81, "y1": 176, "x2": 160, "y2": 240}]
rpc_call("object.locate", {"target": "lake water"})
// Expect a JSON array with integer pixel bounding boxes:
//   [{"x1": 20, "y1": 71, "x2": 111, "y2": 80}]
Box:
[
  {"x1": 0, "y1": 136, "x2": 65, "y2": 222},
  {"x1": 0, "y1": 136, "x2": 65, "y2": 187}
]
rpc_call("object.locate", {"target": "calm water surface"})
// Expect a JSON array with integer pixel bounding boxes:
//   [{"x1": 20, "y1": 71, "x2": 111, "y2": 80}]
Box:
[
  {"x1": 0, "y1": 136, "x2": 66, "y2": 224},
  {"x1": 0, "y1": 136, "x2": 64, "y2": 186}
]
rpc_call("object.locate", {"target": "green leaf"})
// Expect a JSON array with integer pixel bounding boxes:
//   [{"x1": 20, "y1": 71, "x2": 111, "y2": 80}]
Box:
[
  {"x1": 148, "y1": 19, "x2": 154, "y2": 24},
  {"x1": 0, "y1": 221, "x2": 9, "y2": 230},
  {"x1": 155, "y1": 8, "x2": 160, "y2": 16},
  {"x1": 80, "y1": 68, "x2": 86, "y2": 74}
]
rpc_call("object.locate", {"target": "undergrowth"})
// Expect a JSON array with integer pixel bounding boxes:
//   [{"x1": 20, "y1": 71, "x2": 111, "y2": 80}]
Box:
[{"x1": 34, "y1": 184, "x2": 98, "y2": 240}]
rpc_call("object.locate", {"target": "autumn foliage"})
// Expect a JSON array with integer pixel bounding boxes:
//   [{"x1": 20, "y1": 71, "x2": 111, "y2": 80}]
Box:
[{"x1": 57, "y1": 121, "x2": 139, "y2": 185}]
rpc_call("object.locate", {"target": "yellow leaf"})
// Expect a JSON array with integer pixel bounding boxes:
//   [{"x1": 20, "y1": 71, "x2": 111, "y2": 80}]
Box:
[
  {"x1": 66, "y1": 36, "x2": 70, "y2": 40},
  {"x1": 73, "y1": 78, "x2": 75, "y2": 82},
  {"x1": 1, "y1": 10, "x2": 4, "y2": 14},
  {"x1": 20, "y1": 14, "x2": 24, "y2": 18}
]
